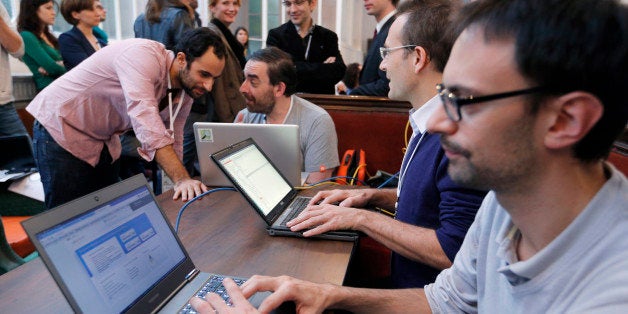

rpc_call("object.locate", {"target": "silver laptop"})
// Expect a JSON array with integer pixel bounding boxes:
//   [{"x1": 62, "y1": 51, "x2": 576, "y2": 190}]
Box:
[
  {"x1": 194, "y1": 122, "x2": 301, "y2": 187},
  {"x1": 21, "y1": 175, "x2": 274, "y2": 314},
  {"x1": 211, "y1": 138, "x2": 358, "y2": 242},
  {"x1": 0, "y1": 134, "x2": 36, "y2": 182}
]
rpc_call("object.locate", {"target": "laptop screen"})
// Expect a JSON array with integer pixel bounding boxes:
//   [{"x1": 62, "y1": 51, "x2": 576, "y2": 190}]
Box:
[
  {"x1": 215, "y1": 142, "x2": 292, "y2": 215},
  {"x1": 35, "y1": 185, "x2": 186, "y2": 313}
]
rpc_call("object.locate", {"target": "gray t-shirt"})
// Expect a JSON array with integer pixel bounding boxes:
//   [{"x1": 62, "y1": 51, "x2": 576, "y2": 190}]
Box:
[
  {"x1": 425, "y1": 164, "x2": 628, "y2": 313},
  {"x1": 235, "y1": 95, "x2": 339, "y2": 173}
]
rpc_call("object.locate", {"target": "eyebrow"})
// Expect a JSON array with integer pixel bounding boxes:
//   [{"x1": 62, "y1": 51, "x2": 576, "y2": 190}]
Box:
[{"x1": 245, "y1": 73, "x2": 260, "y2": 81}]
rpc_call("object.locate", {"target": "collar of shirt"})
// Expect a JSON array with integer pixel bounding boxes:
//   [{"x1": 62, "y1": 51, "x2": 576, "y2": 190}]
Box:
[
  {"x1": 409, "y1": 94, "x2": 440, "y2": 136},
  {"x1": 376, "y1": 10, "x2": 397, "y2": 33},
  {"x1": 294, "y1": 22, "x2": 315, "y2": 36}
]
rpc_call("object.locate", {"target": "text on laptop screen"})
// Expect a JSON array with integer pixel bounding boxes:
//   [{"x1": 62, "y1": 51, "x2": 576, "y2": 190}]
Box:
[
  {"x1": 36, "y1": 186, "x2": 186, "y2": 313},
  {"x1": 217, "y1": 144, "x2": 292, "y2": 215}
]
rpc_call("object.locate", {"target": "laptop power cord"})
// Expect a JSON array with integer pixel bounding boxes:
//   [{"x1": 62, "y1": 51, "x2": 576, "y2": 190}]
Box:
[{"x1": 175, "y1": 187, "x2": 237, "y2": 233}]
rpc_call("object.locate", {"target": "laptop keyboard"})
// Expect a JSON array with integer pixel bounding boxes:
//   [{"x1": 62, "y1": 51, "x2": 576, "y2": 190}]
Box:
[
  {"x1": 179, "y1": 275, "x2": 246, "y2": 314},
  {"x1": 278, "y1": 196, "x2": 310, "y2": 226}
]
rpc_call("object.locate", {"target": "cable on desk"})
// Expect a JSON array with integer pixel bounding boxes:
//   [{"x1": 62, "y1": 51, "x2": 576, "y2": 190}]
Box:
[
  {"x1": 299, "y1": 176, "x2": 369, "y2": 188},
  {"x1": 175, "y1": 187, "x2": 236, "y2": 233},
  {"x1": 376, "y1": 171, "x2": 400, "y2": 189}
]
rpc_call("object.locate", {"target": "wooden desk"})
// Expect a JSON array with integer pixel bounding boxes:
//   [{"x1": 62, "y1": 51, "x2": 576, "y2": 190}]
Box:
[{"x1": 0, "y1": 188, "x2": 355, "y2": 312}]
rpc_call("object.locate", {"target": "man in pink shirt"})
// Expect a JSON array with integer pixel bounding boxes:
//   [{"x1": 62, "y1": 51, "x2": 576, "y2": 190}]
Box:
[{"x1": 27, "y1": 27, "x2": 226, "y2": 209}]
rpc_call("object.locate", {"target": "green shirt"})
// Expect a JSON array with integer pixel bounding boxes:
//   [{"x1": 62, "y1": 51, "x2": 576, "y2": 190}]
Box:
[{"x1": 20, "y1": 31, "x2": 66, "y2": 91}]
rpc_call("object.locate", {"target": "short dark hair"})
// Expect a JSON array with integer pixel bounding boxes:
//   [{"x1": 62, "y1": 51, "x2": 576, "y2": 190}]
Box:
[
  {"x1": 456, "y1": 0, "x2": 628, "y2": 162},
  {"x1": 60, "y1": 0, "x2": 96, "y2": 25},
  {"x1": 397, "y1": 0, "x2": 459, "y2": 72},
  {"x1": 174, "y1": 27, "x2": 226, "y2": 64},
  {"x1": 248, "y1": 47, "x2": 298, "y2": 97}
]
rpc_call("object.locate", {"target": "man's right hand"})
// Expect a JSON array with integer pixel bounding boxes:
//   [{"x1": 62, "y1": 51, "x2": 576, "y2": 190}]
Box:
[
  {"x1": 242, "y1": 275, "x2": 336, "y2": 314},
  {"x1": 308, "y1": 188, "x2": 375, "y2": 208}
]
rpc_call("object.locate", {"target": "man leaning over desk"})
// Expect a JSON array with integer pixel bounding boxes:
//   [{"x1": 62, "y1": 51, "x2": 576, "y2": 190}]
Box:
[{"x1": 27, "y1": 27, "x2": 226, "y2": 209}]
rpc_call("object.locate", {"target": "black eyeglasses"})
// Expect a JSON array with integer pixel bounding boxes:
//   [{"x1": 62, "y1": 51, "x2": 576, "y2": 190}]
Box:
[{"x1": 436, "y1": 83, "x2": 547, "y2": 121}]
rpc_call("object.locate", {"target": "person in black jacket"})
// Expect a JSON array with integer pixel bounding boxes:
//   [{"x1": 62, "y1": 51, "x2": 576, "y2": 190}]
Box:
[
  {"x1": 350, "y1": 0, "x2": 398, "y2": 96},
  {"x1": 267, "y1": 0, "x2": 346, "y2": 95}
]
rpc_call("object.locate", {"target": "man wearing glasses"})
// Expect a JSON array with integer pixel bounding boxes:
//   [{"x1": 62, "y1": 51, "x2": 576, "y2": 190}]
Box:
[
  {"x1": 266, "y1": 0, "x2": 346, "y2": 94},
  {"x1": 189, "y1": 0, "x2": 628, "y2": 312},
  {"x1": 285, "y1": 0, "x2": 486, "y2": 290}
]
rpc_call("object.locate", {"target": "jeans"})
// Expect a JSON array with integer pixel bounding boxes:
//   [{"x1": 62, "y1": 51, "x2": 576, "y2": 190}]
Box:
[
  {"x1": 0, "y1": 102, "x2": 28, "y2": 137},
  {"x1": 33, "y1": 121, "x2": 120, "y2": 209}
]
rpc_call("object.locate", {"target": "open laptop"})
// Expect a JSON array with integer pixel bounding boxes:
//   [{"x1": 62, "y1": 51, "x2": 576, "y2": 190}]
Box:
[
  {"x1": 21, "y1": 174, "x2": 273, "y2": 314},
  {"x1": 211, "y1": 138, "x2": 358, "y2": 242},
  {"x1": 194, "y1": 122, "x2": 301, "y2": 187},
  {"x1": 0, "y1": 134, "x2": 37, "y2": 182}
]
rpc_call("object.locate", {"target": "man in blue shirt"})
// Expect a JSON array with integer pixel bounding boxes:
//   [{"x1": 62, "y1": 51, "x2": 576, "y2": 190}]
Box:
[{"x1": 287, "y1": 1, "x2": 486, "y2": 289}]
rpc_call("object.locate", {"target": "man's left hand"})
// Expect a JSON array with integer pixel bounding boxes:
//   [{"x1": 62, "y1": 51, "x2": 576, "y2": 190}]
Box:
[
  {"x1": 287, "y1": 204, "x2": 364, "y2": 236},
  {"x1": 173, "y1": 178, "x2": 208, "y2": 201}
]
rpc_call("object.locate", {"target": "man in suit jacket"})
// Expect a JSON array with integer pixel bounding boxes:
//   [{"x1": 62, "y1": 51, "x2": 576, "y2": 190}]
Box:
[
  {"x1": 350, "y1": 0, "x2": 398, "y2": 96},
  {"x1": 267, "y1": 0, "x2": 346, "y2": 94}
]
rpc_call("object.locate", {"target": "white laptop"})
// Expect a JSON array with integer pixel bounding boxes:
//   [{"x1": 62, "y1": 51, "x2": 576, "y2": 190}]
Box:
[
  {"x1": 21, "y1": 175, "x2": 287, "y2": 313},
  {"x1": 211, "y1": 138, "x2": 359, "y2": 242},
  {"x1": 194, "y1": 122, "x2": 301, "y2": 187}
]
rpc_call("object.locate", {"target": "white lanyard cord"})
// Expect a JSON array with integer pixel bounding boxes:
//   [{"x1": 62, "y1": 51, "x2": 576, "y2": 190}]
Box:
[
  {"x1": 397, "y1": 131, "x2": 426, "y2": 198},
  {"x1": 167, "y1": 74, "x2": 184, "y2": 132}
]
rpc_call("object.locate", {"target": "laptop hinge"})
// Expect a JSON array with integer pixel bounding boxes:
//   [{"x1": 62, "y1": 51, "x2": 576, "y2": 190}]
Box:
[{"x1": 185, "y1": 269, "x2": 200, "y2": 281}]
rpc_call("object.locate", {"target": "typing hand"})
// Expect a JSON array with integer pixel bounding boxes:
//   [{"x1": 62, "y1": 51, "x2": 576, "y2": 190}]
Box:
[
  {"x1": 241, "y1": 275, "x2": 334, "y2": 314},
  {"x1": 287, "y1": 204, "x2": 363, "y2": 236},
  {"x1": 173, "y1": 178, "x2": 208, "y2": 202},
  {"x1": 189, "y1": 278, "x2": 258, "y2": 314},
  {"x1": 307, "y1": 189, "x2": 373, "y2": 208}
]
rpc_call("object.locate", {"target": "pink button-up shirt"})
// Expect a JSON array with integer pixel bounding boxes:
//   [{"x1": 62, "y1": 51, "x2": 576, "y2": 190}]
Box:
[{"x1": 27, "y1": 39, "x2": 192, "y2": 167}]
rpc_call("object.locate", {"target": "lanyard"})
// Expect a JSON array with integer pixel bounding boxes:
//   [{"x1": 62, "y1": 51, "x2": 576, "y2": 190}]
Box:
[
  {"x1": 396, "y1": 132, "x2": 426, "y2": 204},
  {"x1": 167, "y1": 75, "x2": 184, "y2": 133}
]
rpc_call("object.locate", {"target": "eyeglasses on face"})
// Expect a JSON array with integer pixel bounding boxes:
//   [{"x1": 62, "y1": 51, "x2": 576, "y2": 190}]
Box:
[
  {"x1": 379, "y1": 45, "x2": 417, "y2": 60},
  {"x1": 282, "y1": 0, "x2": 308, "y2": 7},
  {"x1": 436, "y1": 83, "x2": 547, "y2": 121}
]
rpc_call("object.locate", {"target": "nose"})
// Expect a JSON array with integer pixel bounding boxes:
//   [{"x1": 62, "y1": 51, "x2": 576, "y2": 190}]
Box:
[
  {"x1": 379, "y1": 58, "x2": 387, "y2": 72},
  {"x1": 239, "y1": 80, "x2": 249, "y2": 93},
  {"x1": 426, "y1": 99, "x2": 458, "y2": 135},
  {"x1": 203, "y1": 78, "x2": 214, "y2": 92}
]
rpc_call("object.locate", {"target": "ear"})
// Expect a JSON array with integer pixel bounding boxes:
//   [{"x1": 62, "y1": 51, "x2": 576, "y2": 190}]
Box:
[
  {"x1": 274, "y1": 82, "x2": 287, "y2": 97},
  {"x1": 412, "y1": 46, "x2": 429, "y2": 74},
  {"x1": 544, "y1": 92, "x2": 603, "y2": 150},
  {"x1": 176, "y1": 52, "x2": 187, "y2": 66},
  {"x1": 71, "y1": 11, "x2": 81, "y2": 21}
]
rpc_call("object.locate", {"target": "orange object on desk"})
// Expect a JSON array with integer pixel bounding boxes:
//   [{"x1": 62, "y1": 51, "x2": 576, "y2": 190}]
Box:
[{"x1": 2, "y1": 216, "x2": 35, "y2": 258}]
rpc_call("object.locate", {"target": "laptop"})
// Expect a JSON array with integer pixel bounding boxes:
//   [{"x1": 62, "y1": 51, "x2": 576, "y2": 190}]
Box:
[
  {"x1": 194, "y1": 122, "x2": 301, "y2": 187},
  {"x1": 211, "y1": 138, "x2": 359, "y2": 242},
  {"x1": 0, "y1": 134, "x2": 37, "y2": 182},
  {"x1": 21, "y1": 174, "x2": 274, "y2": 314}
]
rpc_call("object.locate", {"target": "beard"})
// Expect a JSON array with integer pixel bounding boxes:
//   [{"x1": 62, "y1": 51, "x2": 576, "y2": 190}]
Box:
[
  {"x1": 243, "y1": 91, "x2": 276, "y2": 115},
  {"x1": 179, "y1": 67, "x2": 206, "y2": 99}
]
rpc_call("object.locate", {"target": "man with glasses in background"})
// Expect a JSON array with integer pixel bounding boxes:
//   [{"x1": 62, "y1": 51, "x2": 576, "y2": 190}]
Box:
[
  {"x1": 189, "y1": 0, "x2": 628, "y2": 312},
  {"x1": 286, "y1": 0, "x2": 485, "y2": 290},
  {"x1": 266, "y1": 0, "x2": 346, "y2": 94}
]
